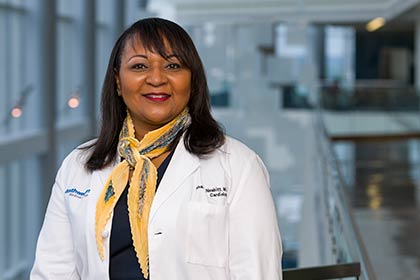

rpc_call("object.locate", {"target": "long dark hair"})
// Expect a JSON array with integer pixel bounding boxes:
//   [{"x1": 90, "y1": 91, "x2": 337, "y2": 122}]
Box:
[{"x1": 85, "y1": 18, "x2": 225, "y2": 171}]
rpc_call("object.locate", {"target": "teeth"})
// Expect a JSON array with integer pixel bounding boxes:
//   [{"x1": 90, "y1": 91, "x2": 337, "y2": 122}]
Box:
[{"x1": 147, "y1": 94, "x2": 168, "y2": 98}]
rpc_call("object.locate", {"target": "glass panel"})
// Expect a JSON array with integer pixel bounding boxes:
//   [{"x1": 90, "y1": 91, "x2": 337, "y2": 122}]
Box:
[
  {"x1": 96, "y1": 0, "x2": 114, "y2": 25},
  {"x1": 9, "y1": 10, "x2": 24, "y2": 132},
  {"x1": 96, "y1": 1, "x2": 116, "y2": 121},
  {"x1": 56, "y1": 0, "x2": 90, "y2": 126},
  {"x1": 9, "y1": 0, "x2": 23, "y2": 6},
  {"x1": 273, "y1": 23, "x2": 313, "y2": 108},
  {"x1": 188, "y1": 24, "x2": 234, "y2": 107},
  {"x1": 95, "y1": 26, "x2": 113, "y2": 119},
  {"x1": 56, "y1": 19, "x2": 85, "y2": 124},
  {"x1": 0, "y1": 9, "x2": 7, "y2": 137},
  {"x1": 0, "y1": 164, "x2": 5, "y2": 274},
  {"x1": 0, "y1": 155, "x2": 42, "y2": 278},
  {"x1": 9, "y1": 160, "x2": 22, "y2": 268},
  {"x1": 57, "y1": 0, "x2": 74, "y2": 17},
  {"x1": 57, "y1": 0, "x2": 83, "y2": 19},
  {"x1": 0, "y1": 8, "x2": 31, "y2": 137},
  {"x1": 325, "y1": 26, "x2": 355, "y2": 86}
]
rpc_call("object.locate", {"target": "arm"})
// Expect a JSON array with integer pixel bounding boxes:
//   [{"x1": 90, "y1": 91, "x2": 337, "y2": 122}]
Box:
[
  {"x1": 30, "y1": 158, "x2": 80, "y2": 280},
  {"x1": 228, "y1": 154, "x2": 282, "y2": 280}
]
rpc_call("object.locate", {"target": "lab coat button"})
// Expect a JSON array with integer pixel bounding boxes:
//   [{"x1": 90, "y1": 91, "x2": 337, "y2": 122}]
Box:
[{"x1": 102, "y1": 230, "x2": 109, "y2": 238}]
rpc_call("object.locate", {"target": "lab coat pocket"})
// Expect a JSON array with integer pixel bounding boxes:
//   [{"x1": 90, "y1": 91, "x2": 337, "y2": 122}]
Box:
[{"x1": 185, "y1": 201, "x2": 228, "y2": 267}]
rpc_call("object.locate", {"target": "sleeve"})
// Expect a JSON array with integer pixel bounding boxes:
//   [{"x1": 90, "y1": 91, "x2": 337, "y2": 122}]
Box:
[
  {"x1": 228, "y1": 154, "x2": 283, "y2": 280},
  {"x1": 30, "y1": 157, "x2": 80, "y2": 280}
]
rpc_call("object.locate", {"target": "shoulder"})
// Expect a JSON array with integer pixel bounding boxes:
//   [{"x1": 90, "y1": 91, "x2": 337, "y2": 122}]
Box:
[
  {"x1": 217, "y1": 136, "x2": 261, "y2": 164},
  {"x1": 64, "y1": 139, "x2": 96, "y2": 164},
  {"x1": 211, "y1": 136, "x2": 270, "y2": 201},
  {"x1": 200, "y1": 135, "x2": 267, "y2": 179},
  {"x1": 58, "y1": 139, "x2": 97, "y2": 177}
]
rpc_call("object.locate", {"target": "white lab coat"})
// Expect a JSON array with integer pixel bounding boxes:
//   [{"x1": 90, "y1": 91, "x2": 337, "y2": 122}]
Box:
[{"x1": 31, "y1": 136, "x2": 282, "y2": 280}]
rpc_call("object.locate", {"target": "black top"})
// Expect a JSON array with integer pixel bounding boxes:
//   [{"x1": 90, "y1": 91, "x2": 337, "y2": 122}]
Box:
[{"x1": 109, "y1": 151, "x2": 174, "y2": 280}]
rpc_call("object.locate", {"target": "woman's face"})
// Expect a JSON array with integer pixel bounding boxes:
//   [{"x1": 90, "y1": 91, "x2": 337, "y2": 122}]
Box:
[{"x1": 115, "y1": 39, "x2": 191, "y2": 138}]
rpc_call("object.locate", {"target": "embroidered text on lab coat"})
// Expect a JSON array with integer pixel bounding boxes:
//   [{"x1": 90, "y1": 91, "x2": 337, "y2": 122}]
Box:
[
  {"x1": 65, "y1": 188, "x2": 91, "y2": 199},
  {"x1": 196, "y1": 185, "x2": 227, "y2": 197}
]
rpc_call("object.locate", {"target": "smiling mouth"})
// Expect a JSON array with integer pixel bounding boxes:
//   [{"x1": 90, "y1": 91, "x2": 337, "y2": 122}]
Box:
[{"x1": 143, "y1": 93, "x2": 171, "y2": 102}]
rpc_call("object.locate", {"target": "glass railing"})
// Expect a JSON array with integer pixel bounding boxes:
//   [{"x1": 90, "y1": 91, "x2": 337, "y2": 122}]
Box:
[
  {"x1": 296, "y1": 91, "x2": 378, "y2": 280},
  {"x1": 319, "y1": 82, "x2": 420, "y2": 138},
  {"x1": 281, "y1": 112, "x2": 375, "y2": 279},
  {"x1": 308, "y1": 103, "x2": 377, "y2": 280},
  {"x1": 278, "y1": 84, "x2": 378, "y2": 279}
]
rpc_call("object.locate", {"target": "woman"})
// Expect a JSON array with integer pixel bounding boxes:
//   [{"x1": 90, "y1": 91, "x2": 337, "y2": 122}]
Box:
[{"x1": 31, "y1": 18, "x2": 282, "y2": 280}]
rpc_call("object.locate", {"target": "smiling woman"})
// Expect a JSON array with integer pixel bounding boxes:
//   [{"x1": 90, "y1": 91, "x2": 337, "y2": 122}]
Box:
[{"x1": 30, "y1": 18, "x2": 282, "y2": 280}]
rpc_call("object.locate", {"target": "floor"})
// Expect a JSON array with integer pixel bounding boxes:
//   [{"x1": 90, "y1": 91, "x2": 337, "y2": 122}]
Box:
[{"x1": 334, "y1": 139, "x2": 420, "y2": 280}]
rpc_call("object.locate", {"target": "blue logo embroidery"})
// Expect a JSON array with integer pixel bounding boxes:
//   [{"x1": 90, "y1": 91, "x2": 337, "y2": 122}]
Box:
[
  {"x1": 104, "y1": 181, "x2": 115, "y2": 202},
  {"x1": 65, "y1": 188, "x2": 91, "y2": 198}
]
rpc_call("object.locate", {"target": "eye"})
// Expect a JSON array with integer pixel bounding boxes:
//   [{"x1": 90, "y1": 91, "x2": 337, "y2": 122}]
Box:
[
  {"x1": 166, "y1": 63, "x2": 181, "y2": 70},
  {"x1": 131, "y1": 63, "x2": 147, "y2": 70}
]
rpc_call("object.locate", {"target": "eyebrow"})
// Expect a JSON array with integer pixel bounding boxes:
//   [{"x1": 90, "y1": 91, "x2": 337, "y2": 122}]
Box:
[
  {"x1": 165, "y1": 54, "x2": 179, "y2": 60},
  {"x1": 127, "y1": 54, "x2": 148, "y2": 61},
  {"x1": 127, "y1": 53, "x2": 180, "y2": 60}
]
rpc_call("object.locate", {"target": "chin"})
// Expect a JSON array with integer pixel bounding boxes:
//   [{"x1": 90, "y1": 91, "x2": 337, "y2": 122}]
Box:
[
  {"x1": 145, "y1": 115, "x2": 175, "y2": 126},
  {"x1": 145, "y1": 110, "x2": 179, "y2": 123}
]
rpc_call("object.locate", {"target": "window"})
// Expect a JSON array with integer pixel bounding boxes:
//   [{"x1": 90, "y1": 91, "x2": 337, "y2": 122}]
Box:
[
  {"x1": 56, "y1": 0, "x2": 85, "y2": 125},
  {"x1": 325, "y1": 26, "x2": 355, "y2": 86},
  {"x1": 0, "y1": 156, "x2": 41, "y2": 278},
  {"x1": 95, "y1": 0, "x2": 115, "y2": 119},
  {"x1": 0, "y1": 3, "x2": 29, "y2": 137}
]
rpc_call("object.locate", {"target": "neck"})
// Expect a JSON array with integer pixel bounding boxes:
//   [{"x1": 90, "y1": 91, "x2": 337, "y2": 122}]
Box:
[{"x1": 132, "y1": 121, "x2": 164, "y2": 141}]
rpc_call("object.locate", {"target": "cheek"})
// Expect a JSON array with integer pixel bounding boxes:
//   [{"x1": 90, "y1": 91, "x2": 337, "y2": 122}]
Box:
[
  {"x1": 121, "y1": 88, "x2": 140, "y2": 108},
  {"x1": 120, "y1": 73, "x2": 144, "y2": 90},
  {"x1": 179, "y1": 75, "x2": 192, "y2": 97},
  {"x1": 181, "y1": 83, "x2": 191, "y2": 104}
]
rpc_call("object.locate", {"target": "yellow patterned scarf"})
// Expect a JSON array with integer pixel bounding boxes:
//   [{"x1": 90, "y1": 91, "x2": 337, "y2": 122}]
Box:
[{"x1": 95, "y1": 108, "x2": 191, "y2": 279}]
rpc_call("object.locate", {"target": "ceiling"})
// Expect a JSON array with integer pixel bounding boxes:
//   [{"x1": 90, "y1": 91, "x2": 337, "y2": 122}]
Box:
[{"x1": 150, "y1": 0, "x2": 420, "y2": 25}]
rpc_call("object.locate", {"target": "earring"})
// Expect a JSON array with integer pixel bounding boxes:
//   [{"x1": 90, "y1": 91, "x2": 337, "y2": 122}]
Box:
[{"x1": 117, "y1": 89, "x2": 121, "y2": 96}]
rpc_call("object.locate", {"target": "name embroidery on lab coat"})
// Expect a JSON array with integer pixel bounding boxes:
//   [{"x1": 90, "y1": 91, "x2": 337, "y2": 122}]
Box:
[
  {"x1": 65, "y1": 188, "x2": 91, "y2": 199},
  {"x1": 196, "y1": 185, "x2": 227, "y2": 197}
]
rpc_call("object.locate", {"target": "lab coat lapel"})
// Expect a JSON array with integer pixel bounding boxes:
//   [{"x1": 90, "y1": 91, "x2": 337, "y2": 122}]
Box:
[
  {"x1": 89, "y1": 157, "x2": 120, "y2": 216},
  {"x1": 90, "y1": 156, "x2": 121, "y2": 213},
  {"x1": 149, "y1": 140, "x2": 199, "y2": 224},
  {"x1": 96, "y1": 157, "x2": 120, "y2": 190}
]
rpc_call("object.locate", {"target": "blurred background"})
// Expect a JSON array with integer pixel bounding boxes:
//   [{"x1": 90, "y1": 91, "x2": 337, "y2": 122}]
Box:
[{"x1": 1, "y1": 0, "x2": 420, "y2": 279}]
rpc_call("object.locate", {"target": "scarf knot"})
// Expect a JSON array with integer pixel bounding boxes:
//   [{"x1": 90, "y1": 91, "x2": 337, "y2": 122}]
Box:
[{"x1": 118, "y1": 136, "x2": 141, "y2": 167}]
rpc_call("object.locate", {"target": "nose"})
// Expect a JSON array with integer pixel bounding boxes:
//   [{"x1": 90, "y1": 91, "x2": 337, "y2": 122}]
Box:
[{"x1": 146, "y1": 67, "x2": 167, "y2": 87}]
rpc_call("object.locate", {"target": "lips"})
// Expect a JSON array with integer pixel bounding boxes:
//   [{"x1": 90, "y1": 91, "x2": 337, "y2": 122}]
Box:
[{"x1": 143, "y1": 93, "x2": 170, "y2": 102}]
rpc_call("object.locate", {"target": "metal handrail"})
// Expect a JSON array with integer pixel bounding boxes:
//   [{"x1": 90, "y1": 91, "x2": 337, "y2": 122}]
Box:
[{"x1": 283, "y1": 262, "x2": 361, "y2": 280}]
